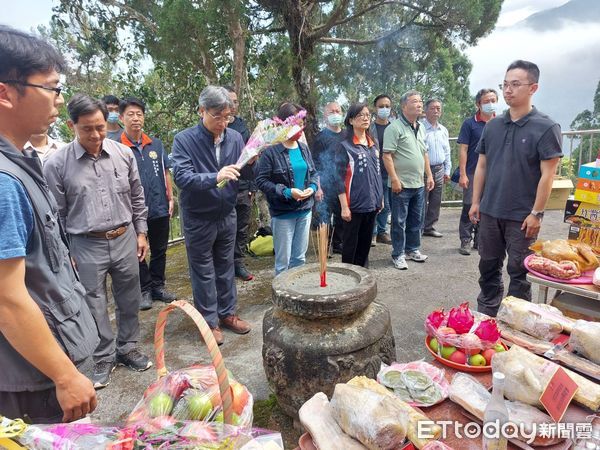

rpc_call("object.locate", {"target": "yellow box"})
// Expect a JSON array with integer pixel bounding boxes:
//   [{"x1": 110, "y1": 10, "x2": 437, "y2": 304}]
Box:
[
  {"x1": 546, "y1": 177, "x2": 574, "y2": 210},
  {"x1": 574, "y1": 189, "x2": 600, "y2": 206}
]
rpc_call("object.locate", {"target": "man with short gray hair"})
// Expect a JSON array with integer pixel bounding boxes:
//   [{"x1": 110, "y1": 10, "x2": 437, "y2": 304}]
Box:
[
  {"x1": 382, "y1": 90, "x2": 434, "y2": 270},
  {"x1": 172, "y1": 85, "x2": 255, "y2": 346},
  {"x1": 422, "y1": 98, "x2": 451, "y2": 238}
]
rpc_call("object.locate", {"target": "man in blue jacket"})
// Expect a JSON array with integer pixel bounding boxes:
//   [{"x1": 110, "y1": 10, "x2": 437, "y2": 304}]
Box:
[{"x1": 171, "y1": 86, "x2": 255, "y2": 345}]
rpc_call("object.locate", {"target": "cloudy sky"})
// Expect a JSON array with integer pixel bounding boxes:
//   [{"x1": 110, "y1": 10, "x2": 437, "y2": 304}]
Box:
[
  {"x1": 467, "y1": 0, "x2": 600, "y2": 131},
  {"x1": 2, "y1": 0, "x2": 598, "y2": 132}
]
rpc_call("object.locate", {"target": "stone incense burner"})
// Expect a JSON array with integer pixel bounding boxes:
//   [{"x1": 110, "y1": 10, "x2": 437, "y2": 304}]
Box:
[{"x1": 262, "y1": 262, "x2": 396, "y2": 418}]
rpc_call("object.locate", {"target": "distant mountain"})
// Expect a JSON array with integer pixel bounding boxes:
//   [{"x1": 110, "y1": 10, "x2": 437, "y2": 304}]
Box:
[{"x1": 521, "y1": 0, "x2": 600, "y2": 30}]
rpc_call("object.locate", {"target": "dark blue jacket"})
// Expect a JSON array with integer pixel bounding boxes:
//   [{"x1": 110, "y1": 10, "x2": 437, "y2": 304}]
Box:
[
  {"x1": 172, "y1": 122, "x2": 254, "y2": 221},
  {"x1": 336, "y1": 135, "x2": 383, "y2": 213},
  {"x1": 256, "y1": 142, "x2": 318, "y2": 217}
]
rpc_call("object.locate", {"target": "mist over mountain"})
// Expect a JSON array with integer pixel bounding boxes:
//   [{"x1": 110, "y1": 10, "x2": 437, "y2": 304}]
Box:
[
  {"x1": 467, "y1": 0, "x2": 600, "y2": 134},
  {"x1": 522, "y1": 0, "x2": 600, "y2": 30}
]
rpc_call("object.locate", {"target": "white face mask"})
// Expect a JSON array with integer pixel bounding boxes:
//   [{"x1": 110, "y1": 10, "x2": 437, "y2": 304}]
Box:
[
  {"x1": 377, "y1": 107, "x2": 391, "y2": 120},
  {"x1": 481, "y1": 102, "x2": 498, "y2": 115},
  {"x1": 327, "y1": 113, "x2": 343, "y2": 126}
]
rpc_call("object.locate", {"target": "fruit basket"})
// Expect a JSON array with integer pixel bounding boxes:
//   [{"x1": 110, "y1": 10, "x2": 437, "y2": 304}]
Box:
[
  {"x1": 128, "y1": 300, "x2": 253, "y2": 427},
  {"x1": 425, "y1": 335, "x2": 508, "y2": 373}
]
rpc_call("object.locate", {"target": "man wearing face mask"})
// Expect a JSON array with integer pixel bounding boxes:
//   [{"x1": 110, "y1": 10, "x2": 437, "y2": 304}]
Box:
[
  {"x1": 312, "y1": 101, "x2": 345, "y2": 253},
  {"x1": 102, "y1": 95, "x2": 124, "y2": 141},
  {"x1": 422, "y1": 99, "x2": 451, "y2": 238},
  {"x1": 369, "y1": 94, "x2": 393, "y2": 245},
  {"x1": 454, "y1": 88, "x2": 498, "y2": 255}
]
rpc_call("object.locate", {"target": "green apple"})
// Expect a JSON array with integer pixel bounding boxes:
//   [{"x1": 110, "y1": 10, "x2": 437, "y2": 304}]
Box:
[
  {"x1": 148, "y1": 392, "x2": 174, "y2": 418},
  {"x1": 468, "y1": 353, "x2": 487, "y2": 366},
  {"x1": 429, "y1": 338, "x2": 439, "y2": 353},
  {"x1": 186, "y1": 393, "x2": 213, "y2": 420},
  {"x1": 493, "y1": 343, "x2": 506, "y2": 352},
  {"x1": 440, "y1": 345, "x2": 457, "y2": 359},
  {"x1": 214, "y1": 411, "x2": 224, "y2": 423}
]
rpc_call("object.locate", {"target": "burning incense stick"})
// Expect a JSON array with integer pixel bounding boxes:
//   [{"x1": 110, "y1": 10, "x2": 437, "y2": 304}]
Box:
[{"x1": 317, "y1": 223, "x2": 328, "y2": 287}]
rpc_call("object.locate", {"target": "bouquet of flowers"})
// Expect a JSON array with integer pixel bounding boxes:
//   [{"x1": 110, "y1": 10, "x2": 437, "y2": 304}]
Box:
[{"x1": 217, "y1": 110, "x2": 307, "y2": 189}]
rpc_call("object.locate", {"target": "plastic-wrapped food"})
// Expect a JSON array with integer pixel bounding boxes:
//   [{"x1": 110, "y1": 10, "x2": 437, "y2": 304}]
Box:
[
  {"x1": 492, "y1": 344, "x2": 600, "y2": 411},
  {"x1": 497, "y1": 321, "x2": 600, "y2": 382},
  {"x1": 570, "y1": 320, "x2": 600, "y2": 364},
  {"x1": 298, "y1": 392, "x2": 367, "y2": 450},
  {"x1": 330, "y1": 383, "x2": 409, "y2": 450},
  {"x1": 425, "y1": 303, "x2": 502, "y2": 359},
  {"x1": 377, "y1": 361, "x2": 449, "y2": 407},
  {"x1": 496, "y1": 296, "x2": 574, "y2": 340},
  {"x1": 348, "y1": 376, "x2": 441, "y2": 449},
  {"x1": 449, "y1": 373, "x2": 564, "y2": 446},
  {"x1": 0, "y1": 417, "x2": 118, "y2": 450},
  {"x1": 128, "y1": 366, "x2": 252, "y2": 428},
  {"x1": 530, "y1": 239, "x2": 599, "y2": 271},
  {"x1": 421, "y1": 442, "x2": 454, "y2": 450}
]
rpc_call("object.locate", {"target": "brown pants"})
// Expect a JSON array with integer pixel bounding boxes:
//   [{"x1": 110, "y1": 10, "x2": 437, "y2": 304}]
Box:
[{"x1": 0, "y1": 387, "x2": 62, "y2": 423}]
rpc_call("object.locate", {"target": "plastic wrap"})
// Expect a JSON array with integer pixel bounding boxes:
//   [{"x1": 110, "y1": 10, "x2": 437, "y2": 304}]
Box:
[
  {"x1": 492, "y1": 344, "x2": 600, "y2": 411},
  {"x1": 496, "y1": 296, "x2": 574, "y2": 340},
  {"x1": 298, "y1": 392, "x2": 367, "y2": 450},
  {"x1": 570, "y1": 320, "x2": 600, "y2": 364},
  {"x1": 377, "y1": 361, "x2": 448, "y2": 407},
  {"x1": 421, "y1": 442, "x2": 454, "y2": 450},
  {"x1": 448, "y1": 373, "x2": 564, "y2": 447},
  {"x1": 425, "y1": 304, "x2": 502, "y2": 366},
  {"x1": 127, "y1": 365, "x2": 253, "y2": 429},
  {"x1": 0, "y1": 417, "x2": 118, "y2": 450},
  {"x1": 0, "y1": 416, "x2": 280, "y2": 450},
  {"x1": 348, "y1": 376, "x2": 441, "y2": 449},
  {"x1": 330, "y1": 383, "x2": 409, "y2": 450}
]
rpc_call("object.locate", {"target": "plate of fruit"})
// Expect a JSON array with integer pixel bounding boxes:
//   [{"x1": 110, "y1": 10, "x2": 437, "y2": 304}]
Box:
[{"x1": 424, "y1": 302, "x2": 508, "y2": 372}]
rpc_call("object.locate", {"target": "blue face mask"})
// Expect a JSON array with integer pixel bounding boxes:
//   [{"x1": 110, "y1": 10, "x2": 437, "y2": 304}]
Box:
[
  {"x1": 107, "y1": 111, "x2": 120, "y2": 123},
  {"x1": 377, "y1": 107, "x2": 391, "y2": 120},
  {"x1": 327, "y1": 113, "x2": 343, "y2": 126},
  {"x1": 481, "y1": 103, "x2": 498, "y2": 115}
]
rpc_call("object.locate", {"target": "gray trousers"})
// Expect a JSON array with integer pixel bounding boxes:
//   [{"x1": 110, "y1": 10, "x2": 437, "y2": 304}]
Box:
[
  {"x1": 183, "y1": 210, "x2": 237, "y2": 328},
  {"x1": 71, "y1": 226, "x2": 141, "y2": 363},
  {"x1": 459, "y1": 172, "x2": 475, "y2": 243},
  {"x1": 477, "y1": 213, "x2": 534, "y2": 317},
  {"x1": 423, "y1": 164, "x2": 445, "y2": 231}
]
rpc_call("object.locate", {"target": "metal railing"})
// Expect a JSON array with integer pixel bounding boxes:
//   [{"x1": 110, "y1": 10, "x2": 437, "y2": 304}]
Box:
[
  {"x1": 441, "y1": 128, "x2": 600, "y2": 206},
  {"x1": 167, "y1": 128, "x2": 600, "y2": 242}
]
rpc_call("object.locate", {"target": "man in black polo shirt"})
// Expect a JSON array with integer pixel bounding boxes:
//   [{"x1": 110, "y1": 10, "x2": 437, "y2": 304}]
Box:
[
  {"x1": 119, "y1": 97, "x2": 177, "y2": 309},
  {"x1": 469, "y1": 60, "x2": 563, "y2": 316}
]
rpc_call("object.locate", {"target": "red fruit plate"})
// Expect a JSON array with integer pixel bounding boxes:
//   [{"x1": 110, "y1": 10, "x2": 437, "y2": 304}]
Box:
[{"x1": 425, "y1": 336, "x2": 508, "y2": 373}]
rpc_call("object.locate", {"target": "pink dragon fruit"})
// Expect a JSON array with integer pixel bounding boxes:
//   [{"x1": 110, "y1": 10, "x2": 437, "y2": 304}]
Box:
[
  {"x1": 446, "y1": 302, "x2": 474, "y2": 334},
  {"x1": 425, "y1": 308, "x2": 446, "y2": 336},
  {"x1": 474, "y1": 318, "x2": 501, "y2": 343}
]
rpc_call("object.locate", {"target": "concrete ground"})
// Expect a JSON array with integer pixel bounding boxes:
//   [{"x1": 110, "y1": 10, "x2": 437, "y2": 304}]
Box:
[{"x1": 90, "y1": 207, "x2": 567, "y2": 445}]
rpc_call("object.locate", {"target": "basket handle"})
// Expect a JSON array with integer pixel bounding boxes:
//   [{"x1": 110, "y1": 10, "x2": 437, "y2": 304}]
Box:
[{"x1": 154, "y1": 300, "x2": 233, "y2": 424}]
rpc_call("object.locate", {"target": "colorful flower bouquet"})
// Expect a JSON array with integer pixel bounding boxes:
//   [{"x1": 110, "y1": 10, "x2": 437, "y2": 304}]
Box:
[{"x1": 216, "y1": 110, "x2": 307, "y2": 189}]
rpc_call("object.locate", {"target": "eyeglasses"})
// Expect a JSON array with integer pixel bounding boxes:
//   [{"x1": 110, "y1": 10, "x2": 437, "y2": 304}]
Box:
[
  {"x1": 205, "y1": 110, "x2": 235, "y2": 124},
  {"x1": 499, "y1": 81, "x2": 534, "y2": 91},
  {"x1": 0, "y1": 79, "x2": 63, "y2": 96}
]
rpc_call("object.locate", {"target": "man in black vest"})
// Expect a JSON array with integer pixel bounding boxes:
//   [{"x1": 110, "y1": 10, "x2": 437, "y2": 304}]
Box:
[{"x1": 0, "y1": 25, "x2": 98, "y2": 423}]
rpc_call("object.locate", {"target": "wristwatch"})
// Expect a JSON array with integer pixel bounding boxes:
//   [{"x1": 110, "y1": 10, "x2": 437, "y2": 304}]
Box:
[{"x1": 531, "y1": 209, "x2": 545, "y2": 220}]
